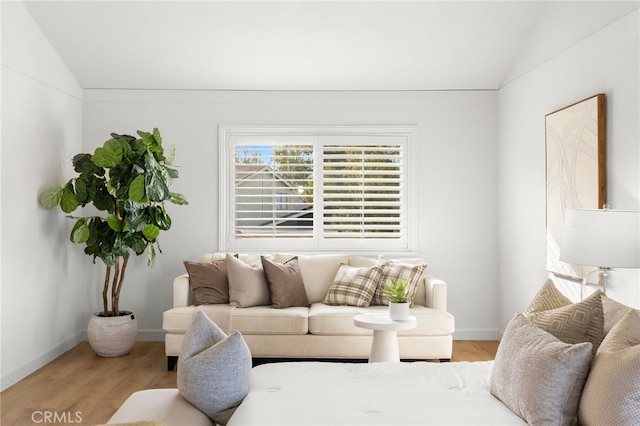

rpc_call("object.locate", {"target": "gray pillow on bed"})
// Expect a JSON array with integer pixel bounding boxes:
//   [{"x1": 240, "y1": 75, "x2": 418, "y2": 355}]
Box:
[
  {"x1": 490, "y1": 313, "x2": 592, "y2": 426},
  {"x1": 177, "y1": 311, "x2": 252, "y2": 425}
]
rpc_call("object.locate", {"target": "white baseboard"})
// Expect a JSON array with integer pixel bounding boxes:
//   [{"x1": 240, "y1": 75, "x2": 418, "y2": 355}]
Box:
[
  {"x1": 453, "y1": 328, "x2": 501, "y2": 340},
  {"x1": 1, "y1": 331, "x2": 85, "y2": 392}
]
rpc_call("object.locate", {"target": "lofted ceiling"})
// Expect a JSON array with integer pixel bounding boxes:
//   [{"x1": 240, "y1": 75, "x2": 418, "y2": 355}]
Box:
[{"x1": 23, "y1": 1, "x2": 639, "y2": 91}]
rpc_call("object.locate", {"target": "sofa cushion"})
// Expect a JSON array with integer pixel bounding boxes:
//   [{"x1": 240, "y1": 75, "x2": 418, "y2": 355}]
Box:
[
  {"x1": 323, "y1": 263, "x2": 385, "y2": 307},
  {"x1": 578, "y1": 310, "x2": 640, "y2": 426},
  {"x1": 231, "y1": 306, "x2": 309, "y2": 335},
  {"x1": 490, "y1": 313, "x2": 592, "y2": 426},
  {"x1": 308, "y1": 303, "x2": 455, "y2": 336},
  {"x1": 371, "y1": 257, "x2": 427, "y2": 306},
  {"x1": 226, "y1": 253, "x2": 271, "y2": 308},
  {"x1": 261, "y1": 256, "x2": 309, "y2": 308},
  {"x1": 275, "y1": 253, "x2": 349, "y2": 304},
  {"x1": 177, "y1": 311, "x2": 251, "y2": 425},
  {"x1": 525, "y1": 282, "x2": 604, "y2": 356},
  {"x1": 183, "y1": 260, "x2": 229, "y2": 305}
]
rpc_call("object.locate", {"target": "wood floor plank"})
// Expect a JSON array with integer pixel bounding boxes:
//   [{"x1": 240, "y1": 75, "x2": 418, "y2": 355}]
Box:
[{"x1": 1, "y1": 340, "x2": 498, "y2": 425}]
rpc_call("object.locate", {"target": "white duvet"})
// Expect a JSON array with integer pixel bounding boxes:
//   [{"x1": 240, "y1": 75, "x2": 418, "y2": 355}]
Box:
[{"x1": 228, "y1": 361, "x2": 526, "y2": 426}]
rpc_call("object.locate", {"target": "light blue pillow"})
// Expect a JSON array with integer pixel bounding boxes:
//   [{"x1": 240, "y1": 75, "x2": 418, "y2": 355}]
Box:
[{"x1": 177, "y1": 311, "x2": 252, "y2": 425}]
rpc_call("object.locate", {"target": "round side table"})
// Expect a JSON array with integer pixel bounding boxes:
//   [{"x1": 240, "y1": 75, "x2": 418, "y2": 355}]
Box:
[{"x1": 353, "y1": 313, "x2": 417, "y2": 362}]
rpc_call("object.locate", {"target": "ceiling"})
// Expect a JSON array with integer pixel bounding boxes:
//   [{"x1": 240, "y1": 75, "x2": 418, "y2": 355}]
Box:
[{"x1": 23, "y1": 1, "x2": 639, "y2": 91}]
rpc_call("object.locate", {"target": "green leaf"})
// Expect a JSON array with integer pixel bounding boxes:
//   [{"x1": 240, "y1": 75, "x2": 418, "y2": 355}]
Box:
[
  {"x1": 60, "y1": 187, "x2": 79, "y2": 213},
  {"x1": 92, "y1": 138, "x2": 123, "y2": 168},
  {"x1": 146, "y1": 171, "x2": 169, "y2": 202},
  {"x1": 123, "y1": 233, "x2": 147, "y2": 255},
  {"x1": 166, "y1": 145, "x2": 175, "y2": 164},
  {"x1": 169, "y1": 192, "x2": 189, "y2": 205},
  {"x1": 142, "y1": 223, "x2": 160, "y2": 241},
  {"x1": 39, "y1": 187, "x2": 63, "y2": 210},
  {"x1": 129, "y1": 175, "x2": 146, "y2": 203},
  {"x1": 106, "y1": 214, "x2": 123, "y2": 232},
  {"x1": 70, "y1": 219, "x2": 90, "y2": 244}
]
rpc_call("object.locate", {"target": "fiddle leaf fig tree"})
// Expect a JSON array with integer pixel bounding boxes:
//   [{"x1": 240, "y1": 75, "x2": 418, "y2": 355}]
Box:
[{"x1": 40, "y1": 128, "x2": 188, "y2": 316}]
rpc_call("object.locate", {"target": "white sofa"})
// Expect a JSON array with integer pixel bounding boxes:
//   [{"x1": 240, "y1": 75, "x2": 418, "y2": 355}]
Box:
[{"x1": 162, "y1": 253, "x2": 455, "y2": 370}]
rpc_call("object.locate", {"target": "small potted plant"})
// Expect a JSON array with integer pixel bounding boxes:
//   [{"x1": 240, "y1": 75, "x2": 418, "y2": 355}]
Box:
[
  {"x1": 40, "y1": 128, "x2": 188, "y2": 356},
  {"x1": 381, "y1": 278, "x2": 412, "y2": 321}
]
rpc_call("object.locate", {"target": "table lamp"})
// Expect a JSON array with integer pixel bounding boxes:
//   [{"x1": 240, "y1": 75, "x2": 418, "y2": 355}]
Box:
[{"x1": 560, "y1": 207, "x2": 640, "y2": 295}]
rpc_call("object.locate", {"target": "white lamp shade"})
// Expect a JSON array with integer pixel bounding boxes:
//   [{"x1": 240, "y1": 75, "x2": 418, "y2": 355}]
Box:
[{"x1": 560, "y1": 209, "x2": 640, "y2": 268}]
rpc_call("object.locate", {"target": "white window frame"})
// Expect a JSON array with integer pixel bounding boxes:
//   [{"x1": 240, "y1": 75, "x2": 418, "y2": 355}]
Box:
[{"x1": 219, "y1": 125, "x2": 418, "y2": 254}]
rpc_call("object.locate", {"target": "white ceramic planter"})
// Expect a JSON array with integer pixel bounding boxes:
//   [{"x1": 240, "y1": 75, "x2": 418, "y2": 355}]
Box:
[
  {"x1": 87, "y1": 311, "x2": 138, "y2": 357},
  {"x1": 388, "y1": 302, "x2": 410, "y2": 321}
]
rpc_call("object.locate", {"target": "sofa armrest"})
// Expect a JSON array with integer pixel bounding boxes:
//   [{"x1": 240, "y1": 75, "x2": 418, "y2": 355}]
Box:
[
  {"x1": 173, "y1": 274, "x2": 191, "y2": 308},
  {"x1": 423, "y1": 275, "x2": 447, "y2": 311}
]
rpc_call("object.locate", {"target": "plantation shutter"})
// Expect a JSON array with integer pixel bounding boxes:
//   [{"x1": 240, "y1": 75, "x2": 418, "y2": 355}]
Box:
[
  {"x1": 233, "y1": 138, "x2": 314, "y2": 239},
  {"x1": 321, "y1": 136, "x2": 404, "y2": 240}
]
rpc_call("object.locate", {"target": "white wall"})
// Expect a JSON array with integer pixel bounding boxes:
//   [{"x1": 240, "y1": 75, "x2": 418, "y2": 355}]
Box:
[
  {"x1": 497, "y1": 10, "x2": 640, "y2": 332},
  {"x1": 1, "y1": 2, "x2": 92, "y2": 390},
  {"x1": 82, "y1": 89, "x2": 499, "y2": 340}
]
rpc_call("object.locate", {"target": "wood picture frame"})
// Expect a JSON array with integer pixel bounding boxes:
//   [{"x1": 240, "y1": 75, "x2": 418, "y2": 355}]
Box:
[{"x1": 545, "y1": 94, "x2": 606, "y2": 280}]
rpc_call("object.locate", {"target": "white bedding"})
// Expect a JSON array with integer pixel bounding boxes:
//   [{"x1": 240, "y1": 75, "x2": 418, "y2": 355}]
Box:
[{"x1": 228, "y1": 361, "x2": 526, "y2": 425}]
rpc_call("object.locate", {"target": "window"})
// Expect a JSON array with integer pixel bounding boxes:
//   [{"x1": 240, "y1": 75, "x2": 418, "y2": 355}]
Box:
[{"x1": 219, "y1": 125, "x2": 417, "y2": 253}]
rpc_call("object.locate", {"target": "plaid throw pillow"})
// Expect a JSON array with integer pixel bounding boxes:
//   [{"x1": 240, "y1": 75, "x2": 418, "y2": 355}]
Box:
[
  {"x1": 371, "y1": 259, "x2": 427, "y2": 305},
  {"x1": 323, "y1": 263, "x2": 385, "y2": 307}
]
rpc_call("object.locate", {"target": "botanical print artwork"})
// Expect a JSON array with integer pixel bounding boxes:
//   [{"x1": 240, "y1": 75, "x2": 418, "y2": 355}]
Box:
[{"x1": 545, "y1": 94, "x2": 606, "y2": 280}]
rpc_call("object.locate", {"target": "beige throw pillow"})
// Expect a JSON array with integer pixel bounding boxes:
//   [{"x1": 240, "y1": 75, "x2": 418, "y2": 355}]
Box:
[
  {"x1": 490, "y1": 313, "x2": 592, "y2": 426},
  {"x1": 578, "y1": 310, "x2": 640, "y2": 426},
  {"x1": 526, "y1": 282, "x2": 604, "y2": 356},
  {"x1": 323, "y1": 263, "x2": 385, "y2": 307},
  {"x1": 226, "y1": 253, "x2": 271, "y2": 307},
  {"x1": 261, "y1": 256, "x2": 309, "y2": 308},
  {"x1": 524, "y1": 279, "x2": 572, "y2": 316},
  {"x1": 183, "y1": 259, "x2": 229, "y2": 305}
]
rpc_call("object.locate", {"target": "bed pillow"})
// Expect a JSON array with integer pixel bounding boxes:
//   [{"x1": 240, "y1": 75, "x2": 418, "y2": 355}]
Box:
[
  {"x1": 601, "y1": 293, "x2": 640, "y2": 334},
  {"x1": 323, "y1": 263, "x2": 385, "y2": 307},
  {"x1": 523, "y1": 279, "x2": 572, "y2": 316},
  {"x1": 371, "y1": 257, "x2": 427, "y2": 305},
  {"x1": 177, "y1": 311, "x2": 251, "y2": 425},
  {"x1": 261, "y1": 256, "x2": 309, "y2": 308},
  {"x1": 525, "y1": 282, "x2": 604, "y2": 356},
  {"x1": 226, "y1": 253, "x2": 271, "y2": 307},
  {"x1": 183, "y1": 259, "x2": 229, "y2": 305},
  {"x1": 490, "y1": 313, "x2": 592, "y2": 426},
  {"x1": 578, "y1": 310, "x2": 640, "y2": 426}
]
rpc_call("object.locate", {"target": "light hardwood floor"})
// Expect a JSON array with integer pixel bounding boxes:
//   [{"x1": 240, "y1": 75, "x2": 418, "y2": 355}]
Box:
[{"x1": 1, "y1": 340, "x2": 499, "y2": 426}]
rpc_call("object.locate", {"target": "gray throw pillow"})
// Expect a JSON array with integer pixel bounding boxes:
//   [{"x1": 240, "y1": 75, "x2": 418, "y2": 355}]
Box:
[
  {"x1": 226, "y1": 253, "x2": 271, "y2": 307},
  {"x1": 490, "y1": 313, "x2": 592, "y2": 426},
  {"x1": 183, "y1": 259, "x2": 229, "y2": 305},
  {"x1": 578, "y1": 310, "x2": 640, "y2": 426},
  {"x1": 177, "y1": 311, "x2": 252, "y2": 425},
  {"x1": 261, "y1": 256, "x2": 309, "y2": 308}
]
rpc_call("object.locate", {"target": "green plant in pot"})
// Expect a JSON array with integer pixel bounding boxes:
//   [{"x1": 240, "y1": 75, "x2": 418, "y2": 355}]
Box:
[
  {"x1": 381, "y1": 278, "x2": 411, "y2": 321},
  {"x1": 40, "y1": 128, "x2": 188, "y2": 356}
]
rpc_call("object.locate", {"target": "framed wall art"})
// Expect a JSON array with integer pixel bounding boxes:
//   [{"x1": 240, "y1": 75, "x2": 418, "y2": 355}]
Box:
[{"x1": 545, "y1": 93, "x2": 606, "y2": 280}]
